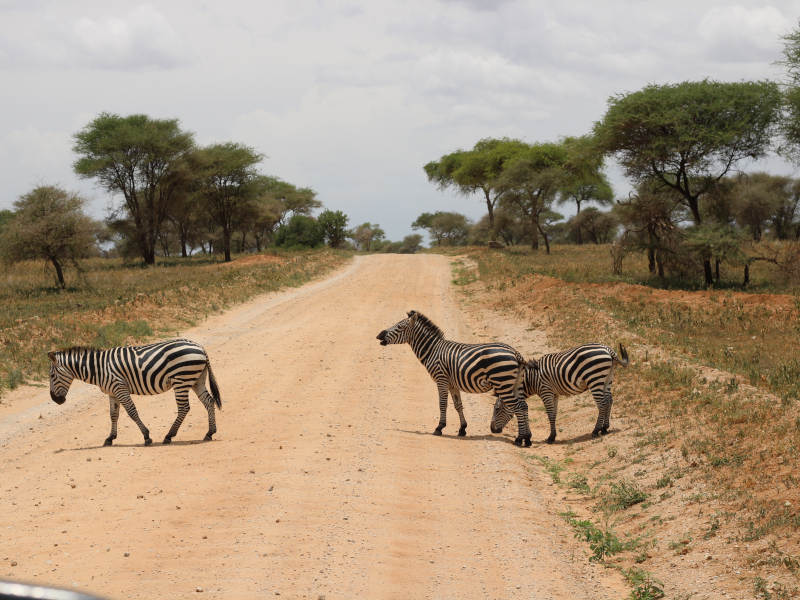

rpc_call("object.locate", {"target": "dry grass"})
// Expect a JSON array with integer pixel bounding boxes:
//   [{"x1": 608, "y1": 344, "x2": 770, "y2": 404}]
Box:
[
  {"x1": 448, "y1": 245, "x2": 800, "y2": 598},
  {"x1": 0, "y1": 249, "x2": 350, "y2": 397}
]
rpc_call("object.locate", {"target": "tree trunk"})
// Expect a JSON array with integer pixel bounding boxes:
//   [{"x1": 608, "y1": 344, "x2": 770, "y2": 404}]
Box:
[
  {"x1": 647, "y1": 248, "x2": 656, "y2": 274},
  {"x1": 223, "y1": 228, "x2": 232, "y2": 262},
  {"x1": 484, "y1": 188, "x2": 496, "y2": 239},
  {"x1": 575, "y1": 199, "x2": 583, "y2": 244},
  {"x1": 50, "y1": 256, "x2": 65, "y2": 289},
  {"x1": 743, "y1": 263, "x2": 750, "y2": 287},
  {"x1": 703, "y1": 259, "x2": 714, "y2": 287},
  {"x1": 657, "y1": 255, "x2": 665, "y2": 279},
  {"x1": 715, "y1": 259, "x2": 721, "y2": 282}
]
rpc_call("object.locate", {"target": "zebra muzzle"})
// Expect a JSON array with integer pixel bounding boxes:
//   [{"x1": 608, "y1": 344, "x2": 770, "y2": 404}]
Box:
[
  {"x1": 376, "y1": 331, "x2": 388, "y2": 345},
  {"x1": 50, "y1": 391, "x2": 66, "y2": 405}
]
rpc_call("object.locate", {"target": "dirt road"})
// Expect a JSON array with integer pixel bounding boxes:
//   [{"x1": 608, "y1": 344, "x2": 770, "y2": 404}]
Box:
[{"x1": 0, "y1": 255, "x2": 627, "y2": 599}]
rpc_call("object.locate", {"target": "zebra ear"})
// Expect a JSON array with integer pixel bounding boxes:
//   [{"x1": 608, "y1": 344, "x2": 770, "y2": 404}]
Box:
[
  {"x1": 407, "y1": 310, "x2": 416, "y2": 317},
  {"x1": 47, "y1": 351, "x2": 57, "y2": 362}
]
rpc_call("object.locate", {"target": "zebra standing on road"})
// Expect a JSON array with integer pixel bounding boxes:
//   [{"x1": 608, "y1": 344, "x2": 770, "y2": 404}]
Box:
[
  {"x1": 491, "y1": 343, "x2": 628, "y2": 444},
  {"x1": 377, "y1": 310, "x2": 534, "y2": 446},
  {"x1": 48, "y1": 338, "x2": 222, "y2": 446}
]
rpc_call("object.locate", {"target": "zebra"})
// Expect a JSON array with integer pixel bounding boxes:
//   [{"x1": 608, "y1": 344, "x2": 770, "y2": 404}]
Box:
[
  {"x1": 377, "y1": 310, "x2": 534, "y2": 446},
  {"x1": 491, "y1": 343, "x2": 628, "y2": 444},
  {"x1": 48, "y1": 338, "x2": 221, "y2": 446}
]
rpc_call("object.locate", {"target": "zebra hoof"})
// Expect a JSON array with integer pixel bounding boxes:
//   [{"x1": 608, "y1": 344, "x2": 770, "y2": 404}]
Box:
[
  {"x1": 162, "y1": 436, "x2": 172, "y2": 445},
  {"x1": 433, "y1": 427, "x2": 443, "y2": 436},
  {"x1": 458, "y1": 427, "x2": 466, "y2": 437},
  {"x1": 144, "y1": 438, "x2": 153, "y2": 446},
  {"x1": 514, "y1": 435, "x2": 531, "y2": 447},
  {"x1": 601, "y1": 427, "x2": 609, "y2": 435},
  {"x1": 545, "y1": 435, "x2": 556, "y2": 444},
  {"x1": 103, "y1": 437, "x2": 114, "y2": 447},
  {"x1": 591, "y1": 430, "x2": 601, "y2": 438},
  {"x1": 204, "y1": 434, "x2": 213, "y2": 441}
]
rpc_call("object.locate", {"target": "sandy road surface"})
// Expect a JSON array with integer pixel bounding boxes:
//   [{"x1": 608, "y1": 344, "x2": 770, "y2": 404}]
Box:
[{"x1": 0, "y1": 255, "x2": 627, "y2": 599}]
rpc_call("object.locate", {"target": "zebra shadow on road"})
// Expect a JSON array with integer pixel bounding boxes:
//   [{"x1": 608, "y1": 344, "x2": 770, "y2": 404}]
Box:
[
  {"x1": 396, "y1": 428, "x2": 617, "y2": 446},
  {"x1": 54, "y1": 439, "x2": 213, "y2": 453}
]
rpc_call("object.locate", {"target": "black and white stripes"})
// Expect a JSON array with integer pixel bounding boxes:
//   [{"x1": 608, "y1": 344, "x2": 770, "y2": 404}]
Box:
[
  {"x1": 377, "y1": 310, "x2": 534, "y2": 446},
  {"x1": 492, "y1": 343, "x2": 628, "y2": 443},
  {"x1": 48, "y1": 338, "x2": 221, "y2": 446}
]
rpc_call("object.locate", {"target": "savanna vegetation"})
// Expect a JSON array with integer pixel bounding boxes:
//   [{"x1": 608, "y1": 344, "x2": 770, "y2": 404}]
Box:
[
  {"x1": 446, "y1": 245, "x2": 800, "y2": 598},
  {"x1": 0, "y1": 249, "x2": 349, "y2": 399}
]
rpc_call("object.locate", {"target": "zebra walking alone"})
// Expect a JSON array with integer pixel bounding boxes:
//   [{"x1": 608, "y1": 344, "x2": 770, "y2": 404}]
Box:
[
  {"x1": 491, "y1": 343, "x2": 628, "y2": 444},
  {"x1": 48, "y1": 338, "x2": 221, "y2": 446},
  {"x1": 377, "y1": 310, "x2": 533, "y2": 446}
]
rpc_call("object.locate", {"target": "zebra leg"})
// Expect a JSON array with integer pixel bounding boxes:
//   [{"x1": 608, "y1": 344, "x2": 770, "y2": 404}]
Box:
[
  {"x1": 197, "y1": 389, "x2": 217, "y2": 441},
  {"x1": 116, "y1": 391, "x2": 152, "y2": 446},
  {"x1": 539, "y1": 390, "x2": 559, "y2": 444},
  {"x1": 591, "y1": 388, "x2": 607, "y2": 437},
  {"x1": 104, "y1": 395, "x2": 120, "y2": 446},
  {"x1": 450, "y1": 388, "x2": 467, "y2": 436},
  {"x1": 511, "y1": 397, "x2": 532, "y2": 447},
  {"x1": 601, "y1": 389, "x2": 613, "y2": 434},
  {"x1": 433, "y1": 382, "x2": 448, "y2": 435},
  {"x1": 163, "y1": 387, "x2": 191, "y2": 444}
]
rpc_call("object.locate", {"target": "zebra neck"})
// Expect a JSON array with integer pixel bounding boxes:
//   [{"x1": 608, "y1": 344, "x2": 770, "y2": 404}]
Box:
[
  {"x1": 67, "y1": 349, "x2": 104, "y2": 386},
  {"x1": 409, "y1": 332, "x2": 441, "y2": 365}
]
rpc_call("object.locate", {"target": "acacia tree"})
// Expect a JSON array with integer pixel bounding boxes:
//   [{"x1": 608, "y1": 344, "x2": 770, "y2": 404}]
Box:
[
  {"x1": 497, "y1": 142, "x2": 568, "y2": 253},
  {"x1": 73, "y1": 113, "x2": 195, "y2": 265},
  {"x1": 412, "y1": 211, "x2": 471, "y2": 246},
  {"x1": 594, "y1": 79, "x2": 782, "y2": 285},
  {"x1": 558, "y1": 135, "x2": 614, "y2": 243},
  {"x1": 424, "y1": 138, "x2": 526, "y2": 236},
  {"x1": 348, "y1": 222, "x2": 384, "y2": 251},
  {"x1": 190, "y1": 143, "x2": 263, "y2": 262},
  {"x1": 0, "y1": 186, "x2": 100, "y2": 288}
]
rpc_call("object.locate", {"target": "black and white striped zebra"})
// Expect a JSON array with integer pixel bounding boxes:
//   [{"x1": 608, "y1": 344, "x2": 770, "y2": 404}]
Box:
[
  {"x1": 491, "y1": 343, "x2": 628, "y2": 444},
  {"x1": 377, "y1": 310, "x2": 534, "y2": 446},
  {"x1": 48, "y1": 338, "x2": 221, "y2": 446}
]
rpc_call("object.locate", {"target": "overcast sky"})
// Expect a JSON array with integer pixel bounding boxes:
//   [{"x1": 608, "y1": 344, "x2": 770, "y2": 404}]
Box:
[{"x1": 1, "y1": 0, "x2": 800, "y2": 241}]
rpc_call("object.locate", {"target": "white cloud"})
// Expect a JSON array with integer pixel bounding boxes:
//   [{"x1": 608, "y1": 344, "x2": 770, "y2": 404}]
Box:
[
  {"x1": 67, "y1": 4, "x2": 191, "y2": 69},
  {"x1": 699, "y1": 5, "x2": 792, "y2": 63}
]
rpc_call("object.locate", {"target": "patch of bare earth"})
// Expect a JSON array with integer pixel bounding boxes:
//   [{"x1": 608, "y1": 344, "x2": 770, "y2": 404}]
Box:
[
  {"x1": 0, "y1": 255, "x2": 631, "y2": 600},
  {"x1": 451, "y1": 255, "x2": 800, "y2": 600}
]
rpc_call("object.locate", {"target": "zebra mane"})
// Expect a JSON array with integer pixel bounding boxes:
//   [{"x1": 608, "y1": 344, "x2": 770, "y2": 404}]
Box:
[
  {"x1": 61, "y1": 346, "x2": 101, "y2": 355},
  {"x1": 409, "y1": 311, "x2": 444, "y2": 339}
]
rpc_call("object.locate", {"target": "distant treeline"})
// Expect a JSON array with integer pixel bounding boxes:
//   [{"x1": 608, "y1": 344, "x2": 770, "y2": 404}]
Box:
[{"x1": 419, "y1": 26, "x2": 800, "y2": 288}]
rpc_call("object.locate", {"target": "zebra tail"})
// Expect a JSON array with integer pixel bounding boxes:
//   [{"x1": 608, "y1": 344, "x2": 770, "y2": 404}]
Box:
[
  {"x1": 616, "y1": 343, "x2": 630, "y2": 367},
  {"x1": 207, "y1": 362, "x2": 222, "y2": 409}
]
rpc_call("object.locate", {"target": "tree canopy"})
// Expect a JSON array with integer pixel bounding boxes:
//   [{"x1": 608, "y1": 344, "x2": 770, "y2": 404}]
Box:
[
  {"x1": 424, "y1": 138, "x2": 527, "y2": 236},
  {"x1": 73, "y1": 113, "x2": 195, "y2": 264},
  {"x1": 0, "y1": 186, "x2": 100, "y2": 288},
  {"x1": 594, "y1": 79, "x2": 782, "y2": 284}
]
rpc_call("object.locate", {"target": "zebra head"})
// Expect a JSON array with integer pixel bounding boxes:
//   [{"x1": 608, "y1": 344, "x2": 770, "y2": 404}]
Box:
[
  {"x1": 48, "y1": 351, "x2": 73, "y2": 405},
  {"x1": 490, "y1": 397, "x2": 514, "y2": 434},
  {"x1": 376, "y1": 311, "x2": 419, "y2": 346}
]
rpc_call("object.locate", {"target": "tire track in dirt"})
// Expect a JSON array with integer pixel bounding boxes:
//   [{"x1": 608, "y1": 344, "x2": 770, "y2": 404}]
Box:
[{"x1": 0, "y1": 254, "x2": 627, "y2": 599}]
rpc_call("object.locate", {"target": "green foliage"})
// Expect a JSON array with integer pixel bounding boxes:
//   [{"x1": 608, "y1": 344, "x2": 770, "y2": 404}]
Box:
[
  {"x1": 424, "y1": 138, "x2": 528, "y2": 236},
  {"x1": 73, "y1": 112, "x2": 195, "y2": 265},
  {"x1": 274, "y1": 215, "x2": 325, "y2": 248},
  {"x1": 317, "y1": 209, "x2": 349, "y2": 248},
  {"x1": 189, "y1": 142, "x2": 265, "y2": 261},
  {"x1": 348, "y1": 222, "x2": 385, "y2": 251},
  {"x1": 562, "y1": 512, "x2": 634, "y2": 562},
  {"x1": 412, "y1": 211, "x2": 471, "y2": 246},
  {"x1": 0, "y1": 186, "x2": 101, "y2": 288},
  {"x1": 595, "y1": 80, "x2": 782, "y2": 285},
  {"x1": 604, "y1": 479, "x2": 648, "y2": 511},
  {"x1": 623, "y1": 568, "x2": 665, "y2": 600}
]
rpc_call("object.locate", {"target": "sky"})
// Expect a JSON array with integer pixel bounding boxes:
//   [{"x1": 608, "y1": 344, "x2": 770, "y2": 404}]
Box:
[{"x1": 1, "y1": 0, "x2": 800, "y2": 242}]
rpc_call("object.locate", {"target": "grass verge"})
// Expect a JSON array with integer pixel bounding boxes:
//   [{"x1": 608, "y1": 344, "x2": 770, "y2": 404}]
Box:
[{"x1": 0, "y1": 249, "x2": 351, "y2": 399}]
